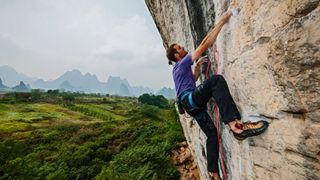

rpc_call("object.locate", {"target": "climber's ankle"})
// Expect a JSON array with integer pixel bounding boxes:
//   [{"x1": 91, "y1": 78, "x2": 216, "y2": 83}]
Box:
[{"x1": 228, "y1": 119, "x2": 243, "y2": 134}]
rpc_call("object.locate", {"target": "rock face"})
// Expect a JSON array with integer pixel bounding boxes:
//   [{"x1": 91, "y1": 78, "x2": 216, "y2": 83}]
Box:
[
  {"x1": 172, "y1": 141, "x2": 200, "y2": 180},
  {"x1": 146, "y1": 0, "x2": 320, "y2": 179}
]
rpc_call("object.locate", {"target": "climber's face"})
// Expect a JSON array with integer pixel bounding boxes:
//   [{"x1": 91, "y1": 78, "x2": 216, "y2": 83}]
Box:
[{"x1": 173, "y1": 44, "x2": 188, "y2": 61}]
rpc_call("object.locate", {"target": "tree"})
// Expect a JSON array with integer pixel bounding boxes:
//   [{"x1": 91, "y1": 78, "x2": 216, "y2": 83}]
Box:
[
  {"x1": 62, "y1": 93, "x2": 75, "y2": 102},
  {"x1": 47, "y1": 89, "x2": 59, "y2": 96},
  {"x1": 31, "y1": 89, "x2": 42, "y2": 101},
  {"x1": 138, "y1": 94, "x2": 169, "y2": 108}
]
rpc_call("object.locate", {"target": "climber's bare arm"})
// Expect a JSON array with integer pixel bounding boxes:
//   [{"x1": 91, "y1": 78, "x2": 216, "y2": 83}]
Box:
[{"x1": 191, "y1": 11, "x2": 231, "y2": 61}]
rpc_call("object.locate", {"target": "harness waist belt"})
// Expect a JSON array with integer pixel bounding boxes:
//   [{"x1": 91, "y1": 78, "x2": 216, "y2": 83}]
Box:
[{"x1": 179, "y1": 90, "x2": 199, "y2": 109}]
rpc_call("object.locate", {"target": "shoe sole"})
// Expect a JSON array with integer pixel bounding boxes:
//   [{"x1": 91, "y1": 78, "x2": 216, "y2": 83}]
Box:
[{"x1": 234, "y1": 121, "x2": 269, "y2": 141}]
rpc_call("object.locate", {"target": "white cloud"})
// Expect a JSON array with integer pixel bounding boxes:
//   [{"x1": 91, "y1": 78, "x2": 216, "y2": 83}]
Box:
[
  {"x1": 89, "y1": 15, "x2": 171, "y2": 89},
  {"x1": 94, "y1": 15, "x2": 161, "y2": 64},
  {"x1": 0, "y1": 31, "x2": 9, "y2": 39}
]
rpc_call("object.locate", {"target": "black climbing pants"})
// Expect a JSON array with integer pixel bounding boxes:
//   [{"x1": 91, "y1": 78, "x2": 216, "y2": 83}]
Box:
[{"x1": 182, "y1": 75, "x2": 241, "y2": 173}]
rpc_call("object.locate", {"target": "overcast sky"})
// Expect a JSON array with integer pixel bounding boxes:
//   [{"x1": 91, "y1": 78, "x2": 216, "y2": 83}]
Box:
[{"x1": 0, "y1": 0, "x2": 173, "y2": 90}]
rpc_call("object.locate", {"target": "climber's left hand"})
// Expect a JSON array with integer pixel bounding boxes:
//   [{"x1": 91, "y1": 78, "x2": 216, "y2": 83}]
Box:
[{"x1": 196, "y1": 56, "x2": 208, "y2": 67}]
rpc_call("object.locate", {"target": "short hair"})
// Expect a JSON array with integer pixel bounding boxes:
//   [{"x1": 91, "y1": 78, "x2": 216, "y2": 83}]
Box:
[{"x1": 166, "y1": 43, "x2": 177, "y2": 65}]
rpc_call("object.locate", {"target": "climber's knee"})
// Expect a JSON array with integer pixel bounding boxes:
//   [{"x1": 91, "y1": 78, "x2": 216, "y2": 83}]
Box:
[
  {"x1": 206, "y1": 74, "x2": 225, "y2": 85},
  {"x1": 216, "y1": 74, "x2": 225, "y2": 82}
]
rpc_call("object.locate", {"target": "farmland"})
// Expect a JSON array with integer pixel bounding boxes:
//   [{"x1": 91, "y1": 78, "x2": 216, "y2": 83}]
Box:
[{"x1": 0, "y1": 92, "x2": 184, "y2": 179}]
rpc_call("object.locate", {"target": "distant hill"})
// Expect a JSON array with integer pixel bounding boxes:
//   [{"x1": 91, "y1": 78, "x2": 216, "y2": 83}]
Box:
[
  {"x1": 131, "y1": 85, "x2": 154, "y2": 97},
  {"x1": 105, "y1": 76, "x2": 153, "y2": 96},
  {"x1": 52, "y1": 70, "x2": 105, "y2": 92},
  {"x1": 0, "y1": 77, "x2": 30, "y2": 92},
  {"x1": 119, "y1": 83, "x2": 130, "y2": 96},
  {"x1": 105, "y1": 76, "x2": 130, "y2": 95},
  {"x1": 0, "y1": 65, "x2": 167, "y2": 96},
  {"x1": 33, "y1": 79, "x2": 47, "y2": 88},
  {"x1": 59, "y1": 80, "x2": 76, "y2": 92},
  {"x1": 0, "y1": 78, "x2": 9, "y2": 90},
  {"x1": 12, "y1": 81, "x2": 31, "y2": 92},
  {"x1": 30, "y1": 69, "x2": 102, "y2": 92},
  {"x1": 0, "y1": 65, "x2": 36, "y2": 86},
  {"x1": 156, "y1": 87, "x2": 175, "y2": 99}
]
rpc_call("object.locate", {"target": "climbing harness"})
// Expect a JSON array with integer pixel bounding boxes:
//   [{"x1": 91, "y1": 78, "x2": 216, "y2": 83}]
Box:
[
  {"x1": 179, "y1": 90, "x2": 205, "y2": 119},
  {"x1": 180, "y1": 91, "x2": 200, "y2": 112},
  {"x1": 205, "y1": 44, "x2": 228, "y2": 180}
]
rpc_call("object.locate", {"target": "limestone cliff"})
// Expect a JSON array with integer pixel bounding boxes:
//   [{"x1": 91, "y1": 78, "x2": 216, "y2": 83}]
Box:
[{"x1": 146, "y1": 0, "x2": 320, "y2": 179}]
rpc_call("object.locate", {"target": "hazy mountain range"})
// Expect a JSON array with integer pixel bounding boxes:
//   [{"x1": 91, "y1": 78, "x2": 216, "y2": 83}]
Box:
[{"x1": 0, "y1": 65, "x2": 175, "y2": 99}]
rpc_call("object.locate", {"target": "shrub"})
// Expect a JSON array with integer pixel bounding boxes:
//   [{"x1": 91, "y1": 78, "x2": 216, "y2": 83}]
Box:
[
  {"x1": 31, "y1": 89, "x2": 43, "y2": 101},
  {"x1": 0, "y1": 139, "x2": 27, "y2": 165},
  {"x1": 99, "y1": 144, "x2": 178, "y2": 179},
  {"x1": 46, "y1": 169, "x2": 68, "y2": 180},
  {"x1": 68, "y1": 146, "x2": 94, "y2": 167},
  {"x1": 62, "y1": 94, "x2": 75, "y2": 102},
  {"x1": 138, "y1": 94, "x2": 169, "y2": 108},
  {"x1": 140, "y1": 105, "x2": 160, "y2": 119}
]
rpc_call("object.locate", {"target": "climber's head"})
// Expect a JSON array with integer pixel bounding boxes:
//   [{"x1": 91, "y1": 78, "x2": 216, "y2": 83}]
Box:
[{"x1": 166, "y1": 43, "x2": 188, "y2": 65}]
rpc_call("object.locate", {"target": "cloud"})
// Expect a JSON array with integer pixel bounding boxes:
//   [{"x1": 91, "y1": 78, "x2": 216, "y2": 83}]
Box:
[
  {"x1": 0, "y1": 32, "x2": 30, "y2": 63},
  {"x1": 0, "y1": 31, "x2": 9, "y2": 39},
  {"x1": 94, "y1": 16, "x2": 162, "y2": 64},
  {"x1": 90, "y1": 15, "x2": 172, "y2": 89}
]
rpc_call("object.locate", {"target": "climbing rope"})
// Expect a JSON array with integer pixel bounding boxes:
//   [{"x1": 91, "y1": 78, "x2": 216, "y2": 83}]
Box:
[{"x1": 205, "y1": 44, "x2": 228, "y2": 180}]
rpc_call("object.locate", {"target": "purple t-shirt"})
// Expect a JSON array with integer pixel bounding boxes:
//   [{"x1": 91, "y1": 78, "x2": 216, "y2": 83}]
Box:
[{"x1": 173, "y1": 54, "x2": 196, "y2": 98}]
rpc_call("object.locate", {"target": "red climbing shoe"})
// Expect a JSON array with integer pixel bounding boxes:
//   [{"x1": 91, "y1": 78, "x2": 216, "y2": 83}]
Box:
[{"x1": 233, "y1": 120, "x2": 269, "y2": 141}]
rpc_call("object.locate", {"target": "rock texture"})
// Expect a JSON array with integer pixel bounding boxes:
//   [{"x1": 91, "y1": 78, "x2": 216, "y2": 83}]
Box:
[
  {"x1": 172, "y1": 141, "x2": 200, "y2": 180},
  {"x1": 146, "y1": 0, "x2": 320, "y2": 179}
]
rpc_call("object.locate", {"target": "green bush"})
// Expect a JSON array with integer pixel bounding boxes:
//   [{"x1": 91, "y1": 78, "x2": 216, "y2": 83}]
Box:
[
  {"x1": 138, "y1": 94, "x2": 169, "y2": 108},
  {"x1": 0, "y1": 139, "x2": 27, "y2": 165},
  {"x1": 98, "y1": 144, "x2": 178, "y2": 179},
  {"x1": 31, "y1": 89, "x2": 43, "y2": 101},
  {"x1": 46, "y1": 168, "x2": 68, "y2": 180},
  {"x1": 62, "y1": 94, "x2": 75, "y2": 102},
  {"x1": 140, "y1": 105, "x2": 160, "y2": 119},
  {"x1": 47, "y1": 89, "x2": 59, "y2": 96}
]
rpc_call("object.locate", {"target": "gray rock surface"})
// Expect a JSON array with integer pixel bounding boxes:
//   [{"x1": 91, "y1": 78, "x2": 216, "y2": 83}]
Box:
[{"x1": 146, "y1": 0, "x2": 320, "y2": 179}]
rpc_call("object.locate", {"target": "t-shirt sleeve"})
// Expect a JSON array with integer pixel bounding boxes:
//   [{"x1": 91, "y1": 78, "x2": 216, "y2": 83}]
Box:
[{"x1": 180, "y1": 54, "x2": 193, "y2": 68}]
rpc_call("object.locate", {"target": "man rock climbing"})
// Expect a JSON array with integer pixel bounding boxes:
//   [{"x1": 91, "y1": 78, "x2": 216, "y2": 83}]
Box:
[{"x1": 167, "y1": 11, "x2": 268, "y2": 180}]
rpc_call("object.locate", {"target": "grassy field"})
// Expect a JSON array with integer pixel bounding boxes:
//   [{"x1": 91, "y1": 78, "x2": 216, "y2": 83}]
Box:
[{"x1": 0, "y1": 94, "x2": 184, "y2": 179}]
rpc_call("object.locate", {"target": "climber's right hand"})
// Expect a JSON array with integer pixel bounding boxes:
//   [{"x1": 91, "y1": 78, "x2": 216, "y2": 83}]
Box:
[{"x1": 222, "y1": 11, "x2": 232, "y2": 22}]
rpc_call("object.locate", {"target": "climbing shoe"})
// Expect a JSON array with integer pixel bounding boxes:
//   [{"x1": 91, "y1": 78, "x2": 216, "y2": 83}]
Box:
[{"x1": 233, "y1": 120, "x2": 269, "y2": 141}]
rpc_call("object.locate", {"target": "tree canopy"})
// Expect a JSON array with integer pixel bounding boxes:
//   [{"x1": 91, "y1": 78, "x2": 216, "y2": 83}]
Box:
[{"x1": 138, "y1": 94, "x2": 169, "y2": 108}]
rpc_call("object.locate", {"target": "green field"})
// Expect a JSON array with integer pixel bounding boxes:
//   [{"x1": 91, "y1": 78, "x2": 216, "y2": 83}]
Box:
[{"x1": 0, "y1": 93, "x2": 184, "y2": 179}]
